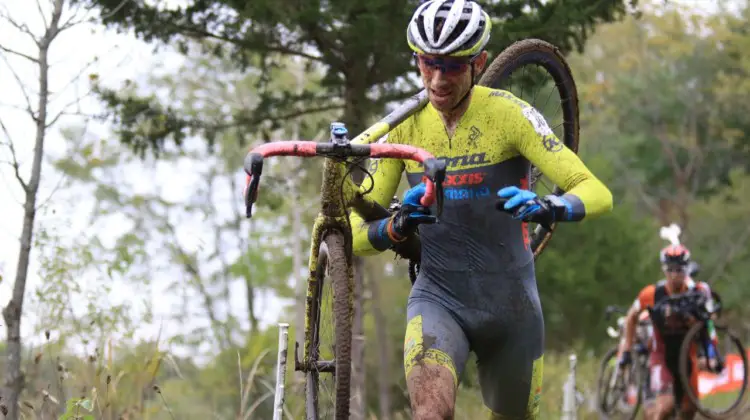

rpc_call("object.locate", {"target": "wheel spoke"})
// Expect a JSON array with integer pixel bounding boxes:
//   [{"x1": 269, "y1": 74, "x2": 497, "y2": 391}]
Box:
[{"x1": 478, "y1": 39, "x2": 579, "y2": 259}]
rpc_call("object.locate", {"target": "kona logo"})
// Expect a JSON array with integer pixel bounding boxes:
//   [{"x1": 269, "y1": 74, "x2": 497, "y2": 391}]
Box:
[{"x1": 436, "y1": 152, "x2": 488, "y2": 168}]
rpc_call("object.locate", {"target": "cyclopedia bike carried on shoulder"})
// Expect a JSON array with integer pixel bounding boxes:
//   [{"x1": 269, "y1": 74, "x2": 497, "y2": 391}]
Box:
[{"x1": 243, "y1": 38, "x2": 581, "y2": 420}]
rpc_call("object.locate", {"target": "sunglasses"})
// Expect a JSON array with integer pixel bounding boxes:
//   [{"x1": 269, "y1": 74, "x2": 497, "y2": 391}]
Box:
[
  {"x1": 664, "y1": 265, "x2": 686, "y2": 273},
  {"x1": 414, "y1": 53, "x2": 478, "y2": 75}
]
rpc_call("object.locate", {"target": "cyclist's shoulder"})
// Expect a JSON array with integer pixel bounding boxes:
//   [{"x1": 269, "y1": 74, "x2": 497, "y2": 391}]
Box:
[
  {"x1": 640, "y1": 282, "x2": 659, "y2": 295},
  {"x1": 653, "y1": 279, "x2": 668, "y2": 293},
  {"x1": 475, "y1": 86, "x2": 553, "y2": 137},
  {"x1": 473, "y1": 85, "x2": 529, "y2": 113}
]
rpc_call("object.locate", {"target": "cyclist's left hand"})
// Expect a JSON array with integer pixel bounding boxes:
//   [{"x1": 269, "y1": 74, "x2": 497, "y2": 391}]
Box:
[
  {"x1": 497, "y1": 186, "x2": 555, "y2": 226},
  {"x1": 390, "y1": 182, "x2": 436, "y2": 239}
]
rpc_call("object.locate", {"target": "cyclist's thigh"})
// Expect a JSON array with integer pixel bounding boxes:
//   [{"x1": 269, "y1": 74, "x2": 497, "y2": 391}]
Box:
[
  {"x1": 474, "y1": 310, "x2": 544, "y2": 419},
  {"x1": 404, "y1": 298, "x2": 470, "y2": 389},
  {"x1": 645, "y1": 349, "x2": 676, "y2": 410}
]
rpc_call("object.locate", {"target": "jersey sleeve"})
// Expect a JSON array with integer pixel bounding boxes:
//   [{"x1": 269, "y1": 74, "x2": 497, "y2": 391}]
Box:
[
  {"x1": 632, "y1": 285, "x2": 656, "y2": 313},
  {"x1": 510, "y1": 105, "x2": 613, "y2": 221},
  {"x1": 350, "y1": 130, "x2": 405, "y2": 256},
  {"x1": 697, "y1": 281, "x2": 712, "y2": 299}
]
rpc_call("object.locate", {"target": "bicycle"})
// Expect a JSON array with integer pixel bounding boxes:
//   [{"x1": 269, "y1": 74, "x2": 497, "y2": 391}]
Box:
[
  {"x1": 656, "y1": 290, "x2": 749, "y2": 419},
  {"x1": 243, "y1": 38, "x2": 580, "y2": 420},
  {"x1": 597, "y1": 306, "x2": 651, "y2": 420}
]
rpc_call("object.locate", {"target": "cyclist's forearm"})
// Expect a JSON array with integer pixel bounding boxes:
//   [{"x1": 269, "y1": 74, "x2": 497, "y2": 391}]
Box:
[
  {"x1": 352, "y1": 214, "x2": 400, "y2": 256},
  {"x1": 621, "y1": 312, "x2": 638, "y2": 352},
  {"x1": 562, "y1": 178, "x2": 614, "y2": 221},
  {"x1": 349, "y1": 157, "x2": 405, "y2": 256}
]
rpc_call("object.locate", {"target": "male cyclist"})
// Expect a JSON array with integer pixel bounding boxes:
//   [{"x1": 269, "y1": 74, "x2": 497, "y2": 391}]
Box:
[
  {"x1": 618, "y1": 244, "x2": 719, "y2": 420},
  {"x1": 349, "y1": 1, "x2": 613, "y2": 418}
]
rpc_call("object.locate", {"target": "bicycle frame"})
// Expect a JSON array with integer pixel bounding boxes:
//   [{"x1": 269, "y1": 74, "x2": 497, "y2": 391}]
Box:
[{"x1": 241, "y1": 89, "x2": 443, "y2": 376}]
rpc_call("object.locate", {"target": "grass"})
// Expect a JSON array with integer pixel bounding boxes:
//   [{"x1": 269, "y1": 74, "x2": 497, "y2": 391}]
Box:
[{"x1": 1, "y1": 330, "x2": 630, "y2": 420}]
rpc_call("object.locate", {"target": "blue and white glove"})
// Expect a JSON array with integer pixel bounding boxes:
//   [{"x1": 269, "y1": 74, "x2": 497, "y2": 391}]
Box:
[
  {"x1": 496, "y1": 186, "x2": 569, "y2": 228},
  {"x1": 390, "y1": 183, "x2": 437, "y2": 240}
]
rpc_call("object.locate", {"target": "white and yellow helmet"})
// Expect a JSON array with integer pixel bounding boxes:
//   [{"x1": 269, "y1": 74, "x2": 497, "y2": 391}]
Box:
[{"x1": 407, "y1": 0, "x2": 492, "y2": 57}]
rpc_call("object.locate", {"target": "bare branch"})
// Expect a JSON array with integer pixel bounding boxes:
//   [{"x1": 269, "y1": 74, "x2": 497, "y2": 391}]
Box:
[
  {"x1": 36, "y1": 120, "x2": 93, "y2": 211},
  {"x1": 160, "y1": 214, "x2": 232, "y2": 350},
  {"x1": 48, "y1": 56, "x2": 99, "y2": 105},
  {"x1": 0, "y1": 11, "x2": 39, "y2": 44},
  {"x1": 0, "y1": 45, "x2": 38, "y2": 63},
  {"x1": 0, "y1": 118, "x2": 28, "y2": 192},
  {"x1": 46, "y1": 89, "x2": 96, "y2": 128},
  {"x1": 0, "y1": 53, "x2": 37, "y2": 120},
  {"x1": 34, "y1": 172, "x2": 67, "y2": 211},
  {"x1": 39, "y1": 0, "x2": 65, "y2": 44},
  {"x1": 0, "y1": 102, "x2": 31, "y2": 113},
  {"x1": 35, "y1": 0, "x2": 47, "y2": 28},
  {"x1": 172, "y1": 23, "x2": 325, "y2": 64},
  {"x1": 58, "y1": 14, "x2": 86, "y2": 33}
]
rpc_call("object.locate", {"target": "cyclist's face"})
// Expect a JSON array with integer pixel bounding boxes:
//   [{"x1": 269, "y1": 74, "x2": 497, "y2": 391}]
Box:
[
  {"x1": 416, "y1": 51, "x2": 488, "y2": 111},
  {"x1": 664, "y1": 264, "x2": 687, "y2": 284}
]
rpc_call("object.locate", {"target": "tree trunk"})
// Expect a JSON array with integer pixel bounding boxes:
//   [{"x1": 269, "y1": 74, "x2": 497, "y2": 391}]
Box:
[
  {"x1": 350, "y1": 257, "x2": 366, "y2": 420},
  {"x1": 2, "y1": 2, "x2": 60, "y2": 413},
  {"x1": 369, "y1": 261, "x2": 392, "y2": 420}
]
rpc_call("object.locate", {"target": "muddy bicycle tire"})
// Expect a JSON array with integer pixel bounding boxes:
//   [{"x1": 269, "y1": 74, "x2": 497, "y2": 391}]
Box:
[
  {"x1": 305, "y1": 231, "x2": 353, "y2": 420},
  {"x1": 679, "y1": 322, "x2": 749, "y2": 419},
  {"x1": 597, "y1": 346, "x2": 643, "y2": 420},
  {"x1": 478, "y1": 38, "x2": 580, "y2": 258}
]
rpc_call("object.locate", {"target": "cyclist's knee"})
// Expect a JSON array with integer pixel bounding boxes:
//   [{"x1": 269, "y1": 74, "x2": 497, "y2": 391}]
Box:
[
  {"x1": 678, "y1": 399, "x2": 696, "y2": 420},
  {"x1": 407, "y1": 364, "x2": 455, "y2": 420},
  {"x1": 485, "y1": 407, "x2": 538, "y2": 420},
  {"x1": 654, "y1": 394, "x2": 676, "y2": 419}
]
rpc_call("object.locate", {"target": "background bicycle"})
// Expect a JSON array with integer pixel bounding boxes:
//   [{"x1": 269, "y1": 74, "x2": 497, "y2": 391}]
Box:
[{"x1": 596, "y1": 306, "x2": 651, "y2": 420}]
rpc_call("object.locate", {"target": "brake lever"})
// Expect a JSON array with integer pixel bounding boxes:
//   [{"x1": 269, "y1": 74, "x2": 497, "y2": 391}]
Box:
[
  {"x1": 422, "y1": 158, "x2": 446, "y2": 218},
  {"x1": 243, "y1": 152, "x2": 264, "y2": 218}
]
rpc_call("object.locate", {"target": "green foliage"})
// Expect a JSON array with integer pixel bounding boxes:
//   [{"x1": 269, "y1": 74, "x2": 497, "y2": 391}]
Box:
[
  {"x1": 24, "y1": 1, "x2": 750, "y2": 419},
  {"x1": 59, "y1": 398, "x2": 95, "y2": 420},
  {"x1": 537, "y1": 194, "x2": 659, "y2": 350},
  {"x1": 80, "y1": 0, "x2": 638, "y2": 154},
  {"x1": 569, "y1": 5, "x2": 750, "y2": 228}
]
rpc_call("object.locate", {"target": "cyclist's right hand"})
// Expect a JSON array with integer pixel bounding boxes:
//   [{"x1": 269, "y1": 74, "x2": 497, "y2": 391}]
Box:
[
  {"x1": 618, "y1": 350, "x2": 632, "y2": 367},
  {"x1": 390, "y1": 182, "x2": 436, "y2": 240}
]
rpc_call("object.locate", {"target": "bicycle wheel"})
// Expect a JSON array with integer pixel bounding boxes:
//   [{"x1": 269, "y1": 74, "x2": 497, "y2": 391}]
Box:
[
  {"x1": 478, "y1": 38, "x2": 580, "y2": 258},
  {"x1": 597, "y1": 347, "x2": 642, "y2": 420},
  {"x1": 679, "y1": 321, "x2": 749, "y2": 419},
  {"x1": 305, "y1": 231, "x2": 353, "y2": 420}
]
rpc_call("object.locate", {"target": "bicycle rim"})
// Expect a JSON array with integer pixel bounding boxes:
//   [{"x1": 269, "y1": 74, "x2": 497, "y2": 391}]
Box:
[
  {"x1": 305, "y1": 231, "x2": 353, "y2": 420},
  {"x1": 679, "y1": 322, "x2": 749, "y2": 419},
  {"x1": 478, "y1": 38, "x2": 580, "y2": 259},
  {"x1": 597, "y1": 347, "x2": 620, "y2": 415},
  {"x1": 597, "y1": 347, "x2": 642, "y2": 419}
]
